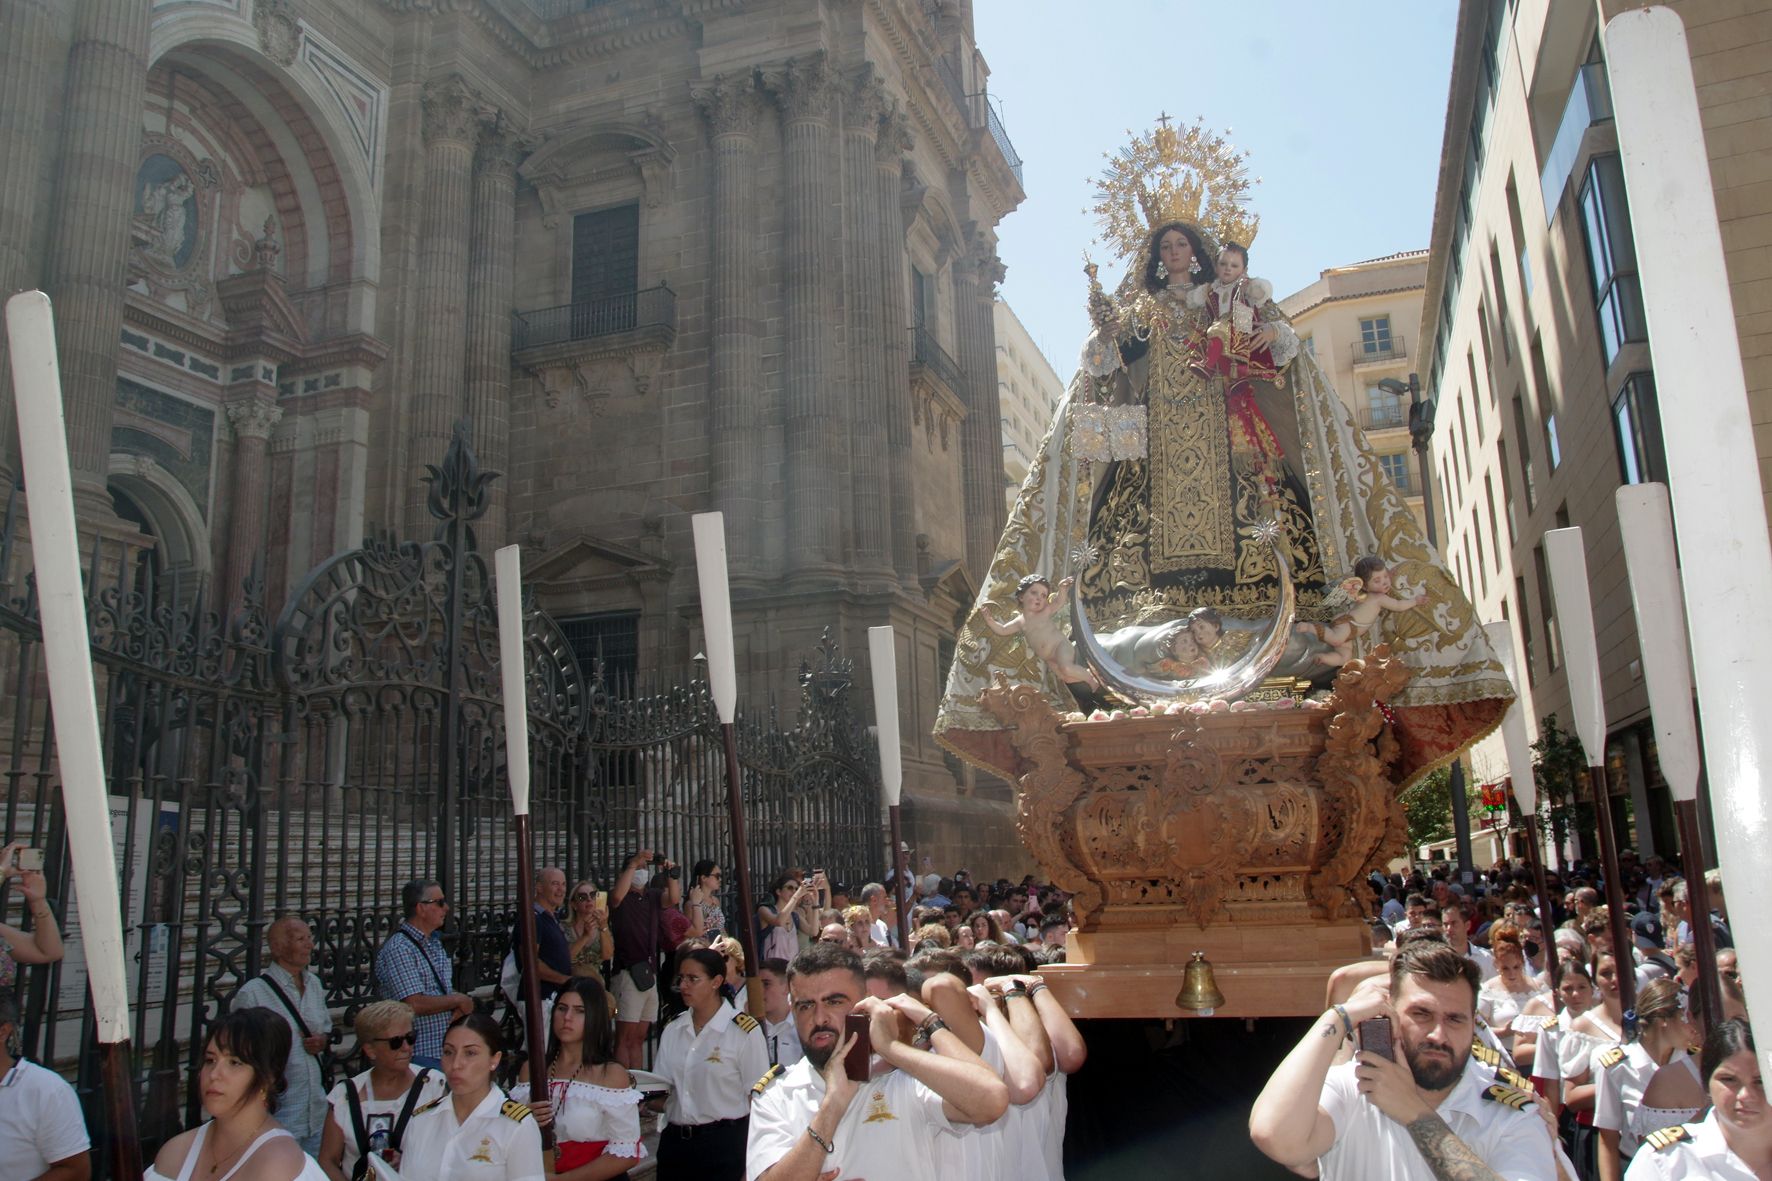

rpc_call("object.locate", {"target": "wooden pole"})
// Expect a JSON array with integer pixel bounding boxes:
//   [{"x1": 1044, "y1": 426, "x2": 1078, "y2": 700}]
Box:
[
  {"x1": 1674, "y1": 801, "x2": 1724, "y2": 1029},
  {"x1": 1587, "y1": 763, "x2": 1638, "y2": 1016},
  {"x1": 493, "y1": 545, "x2": 551, "y2": 1151},
  {"x1": 6, "y1": 292, "x2": 143, "y2": 1180},
  {"x1": 1483, "y1": 623, "x2": 1557, "y2": 986},
  {"x1": 889, "y1": 805, "x2": 911, "y2": 950},
  {"x1": 1521, "y1": 815, "x2": 1559, "y2": 990},
  {"x1": 692, "y1": 514, "x2": 761, "y2": 1016}
]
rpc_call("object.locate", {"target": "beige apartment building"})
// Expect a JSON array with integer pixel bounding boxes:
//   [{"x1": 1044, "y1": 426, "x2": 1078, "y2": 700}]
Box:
[
  {"x1": 1280, "y1": 251, "x2": 1432, "y2": 539},
  {"x1": 1418, "y1": 0, "x2": 1772, "y2": 858},
  {"x1": 994, "y1": 298, "x2": 1065, "y2": 513}
]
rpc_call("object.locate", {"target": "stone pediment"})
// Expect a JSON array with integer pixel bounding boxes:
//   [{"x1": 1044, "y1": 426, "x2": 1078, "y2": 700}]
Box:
[
  {"x1": 921, "y1": 555, "x2": 976, "y2": 606},
  {"x1": 215, "y1": 269, "x2": 309, "y2": 350},
  {"x1": 525, "y1": 533, "x2": 672, "y2": 592},
  {"x1": 519, "y1": 118, "x2": 675, "y2": 216}
]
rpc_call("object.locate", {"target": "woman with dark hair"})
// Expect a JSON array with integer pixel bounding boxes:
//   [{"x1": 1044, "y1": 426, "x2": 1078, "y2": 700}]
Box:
[
  {"x1": 512, "y1": 977, "x2": 642, "y2": 1180},
  {"x1": 650, "y1": 947, "x2": 769, "y2": 1179},
  {"x1": 1594, "y1": 978, "x2": 1702, "y2": 1181},
  {"x1": 148, "y1": 1008, "x2": 329, "y2": 1179},
  {"x1": 684, "y1": 861, "x2": 725, "y2": 939},
  {"x1": 757, "y1": 872, "x2": 815, "y2": 963},
  {"x1": 1140, "y1": 220, "x2": 1216, "y2": 292},
  {"x1": 968, "y1": 910, "x2": 1006, "y2": 947},
  {"x1": 1626, "y1": 1017, "x2": 1768, "y2": 1178},
  {"x1": 394, "y1": 1012, "x2": 544, "y2": 1179}
]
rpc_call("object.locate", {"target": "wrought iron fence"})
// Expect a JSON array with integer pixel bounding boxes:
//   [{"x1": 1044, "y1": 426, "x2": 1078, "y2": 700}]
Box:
[{"x1": 0, "y1": 426, "x2": 880, "y2": 1169}]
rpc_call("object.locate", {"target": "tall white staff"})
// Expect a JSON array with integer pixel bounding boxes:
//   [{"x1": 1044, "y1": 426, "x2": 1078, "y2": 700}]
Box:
[
  {"x1": 5, "y1": 292, "x2": 142, "y2": 1178},
  {"x1": 494, "y1": 544, "x2": 552, "y2": 1153},
  {"x1": 690, "y1": 512, "x2": 760, "y2": 1013},
  {"x1": 1482, "y1": 622, "x2": 1557, "y2": 989},
  {"x1": 1616, "y1": 484, "x2": 1723, "y2": 1028},
  {"x1": 1607, "y1": 4, "x2": 1772, "y2": 1069},
  {"x1": 1543, "y1": 527, "x2": 1637, "y2": 1012},
  {"x1": 867, "y1": 626, "x2": 910, "y2": 949}
]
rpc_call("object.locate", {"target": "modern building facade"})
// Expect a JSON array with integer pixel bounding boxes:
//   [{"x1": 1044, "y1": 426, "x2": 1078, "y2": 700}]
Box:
[
  {"x1": 0, "y1": 0, "x2": 1027, "y2": 867},
  {"x1": 1280, "y1": 250, "x2": 1432, "y2": 540},
  {"x1": 993, "y1": 297, "x2": 1063, "y2": 513},
  {"x1": 1417, "y1": 0, "x2": 1772, "y2": 857}
]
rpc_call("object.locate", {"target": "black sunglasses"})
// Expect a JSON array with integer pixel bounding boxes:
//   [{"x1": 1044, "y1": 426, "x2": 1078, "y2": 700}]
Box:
[
  {"x1": 373, "y1": 1033, "x2": 416, "y2": 1049},
  {"x1": 572, "y1": 892, "x2": 595, "y2": 901}
]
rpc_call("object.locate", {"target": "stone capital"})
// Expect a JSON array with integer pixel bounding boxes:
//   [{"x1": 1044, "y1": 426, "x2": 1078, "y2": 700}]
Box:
[
  {"x1": 692, "y1": 72, "x2": 765, "y2": 139},
  {"x1": 226, "y1": 399, "x2": 284, "y2": 441},
  {"x1": 844, "y1": 69, "x2": 888, "y2": 134},
  {"x1": 764, "y1": 54, "x2": 839, "y2": 124},
  {"x1": 423, "y1": 75, "x2": 488, "y2": 147},
  {"x1": 874, "y1": 105, "x2": 913, "y2": 163},
  {"x1": 475, "y1": 117, "x2": 529, "y2": 178}
]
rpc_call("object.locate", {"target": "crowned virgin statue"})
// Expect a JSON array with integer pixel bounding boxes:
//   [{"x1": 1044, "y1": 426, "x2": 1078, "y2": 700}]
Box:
[{"x1": 935, "y1": 118, "x2": 1512, "y2": 788}]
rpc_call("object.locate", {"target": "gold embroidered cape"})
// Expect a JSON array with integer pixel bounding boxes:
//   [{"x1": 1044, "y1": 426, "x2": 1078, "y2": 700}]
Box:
[{"x1": 934, "y1": 296, "x2": 1513, "y2": 790}]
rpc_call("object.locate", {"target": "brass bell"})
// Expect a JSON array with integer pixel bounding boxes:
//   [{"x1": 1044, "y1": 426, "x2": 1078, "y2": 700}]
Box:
[{"x1": 1175, "y1": 950, "x2": 1225, "y2": 1015}]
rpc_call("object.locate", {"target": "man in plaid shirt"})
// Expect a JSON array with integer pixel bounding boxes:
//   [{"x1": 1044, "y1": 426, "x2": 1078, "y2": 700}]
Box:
[{"x1": 375, "y1": 879, "x2": 473, "y2": 1067}]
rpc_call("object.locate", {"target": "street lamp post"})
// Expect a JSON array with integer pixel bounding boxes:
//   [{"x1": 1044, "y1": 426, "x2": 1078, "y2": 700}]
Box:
[{"x1": 1379, "y1": 373, "x2": 1474, "y2": 885}]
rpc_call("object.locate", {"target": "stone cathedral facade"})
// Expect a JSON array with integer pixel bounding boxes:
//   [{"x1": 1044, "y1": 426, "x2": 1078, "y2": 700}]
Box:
[{"x1": 0, "y1": 0, "x2": 1027, "y2": 865}]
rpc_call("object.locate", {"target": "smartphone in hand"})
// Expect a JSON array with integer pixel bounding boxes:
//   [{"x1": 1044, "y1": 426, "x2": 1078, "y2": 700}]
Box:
[
  {"x1": 15, "y1": 848, "x2": 43, "y2": 873},
  {"x1": 843, "y1": 1011, "x2": 872, "y2": 1082},
  {"x1": 1357, "y1": 1016, "x2": 1394, "y2": 1061}
]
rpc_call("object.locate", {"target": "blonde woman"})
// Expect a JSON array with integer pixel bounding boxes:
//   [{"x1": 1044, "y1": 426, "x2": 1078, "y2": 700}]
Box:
[
  {"x1": 318, "y1": 1000, "x2": 447, "y2": 1181},
  {"x1": 566, "y1": 881, "x2": 613, "y2": 986}
]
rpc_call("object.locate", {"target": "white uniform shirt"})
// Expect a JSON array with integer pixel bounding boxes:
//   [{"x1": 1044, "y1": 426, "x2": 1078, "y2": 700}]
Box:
[
  {"x1": 1463, "y1": 944, "x2": 1498, "y2": 982},
  {"x1": 0, "y1": 1059, "x2": 90, "y2": 1180},
  {"x1": 325, "y1": 1066, "x2": 448, "y2": 1178},
  {"x1": 655, "y1": 1002, "x2": 770, "y2": 1126},
  {"x1": 397, "y1": 1088, "x2": 544, "y2": 1181},
  {"x1": 1038, "y1": 1063, "x2": 1069, "y2": 1179},
  {"x1": 762, "y1": 1015, "x2": 803, "y2": 1070},
  {"x1": 934, "y1": 1026, "x2": 1006, "y2": 1180},
  {"x1": 1624, "y1": 1110, "x2": 1761, "y2": 1180},
  {"x1": 1315, "y1": 1060, "x2": 1558, "y2": 1181},
  {"x1": 1595, "y1": 1041, "x2": 1694, "y2": 1159},
  {"x1": 745, "y1": 1057, "x2": 962, "y2": 1178}
]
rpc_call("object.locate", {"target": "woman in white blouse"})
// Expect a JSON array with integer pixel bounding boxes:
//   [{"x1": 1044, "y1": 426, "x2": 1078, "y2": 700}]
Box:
[
  {"x1": 1626, "y1": 1018, "x2": 1772, "y2": 1180},
  {"x1": 513, "y1": 976, "x2": 644, "y2": 1180},
  {"x1": 393, "y1": 1012, "x2": 544, "y2": 1181}
]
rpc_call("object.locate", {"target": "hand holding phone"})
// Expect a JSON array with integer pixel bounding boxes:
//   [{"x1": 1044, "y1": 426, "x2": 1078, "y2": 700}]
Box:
[
  {"x1": 1357, "y1": 1016, "x2": 1395, "y2": 1061},
  {"x1": 843, "y1": 1011, "x2": 872, "y2": 1082}
]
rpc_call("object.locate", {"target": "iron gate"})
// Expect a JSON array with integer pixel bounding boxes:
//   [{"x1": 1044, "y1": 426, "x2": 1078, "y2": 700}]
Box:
[{"x1": 0, "y1": 426, "x2": 882, "y2": 1159}]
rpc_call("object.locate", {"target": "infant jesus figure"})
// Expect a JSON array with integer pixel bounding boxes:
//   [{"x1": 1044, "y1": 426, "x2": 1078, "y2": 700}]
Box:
[
  {"x1": 978, "y1": 574, "x2": 1101, "y2": 688},
  {"x1": 1192, "y1": 241, "x2": 1286, "y2": 395}
]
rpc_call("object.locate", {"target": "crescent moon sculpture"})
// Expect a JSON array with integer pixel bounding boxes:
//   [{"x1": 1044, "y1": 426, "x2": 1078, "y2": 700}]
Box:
[{"x1": 1071, "y1": 527, "x2": 1298, "y2": 707}]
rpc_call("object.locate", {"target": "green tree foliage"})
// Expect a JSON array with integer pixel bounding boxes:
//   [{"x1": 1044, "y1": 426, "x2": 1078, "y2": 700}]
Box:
[
  {"x1": 1403, "y1": 766, "x2": 1454, "y2": 850},
  {"x1": 1531, "y1": 713, "x2": 1591, "y2": 867}
]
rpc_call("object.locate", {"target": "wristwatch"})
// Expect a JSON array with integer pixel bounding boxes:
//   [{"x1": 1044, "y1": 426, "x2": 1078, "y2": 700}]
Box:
[{"x1": 912, "y1": 1014, "x2": 948, "y2": 1048}]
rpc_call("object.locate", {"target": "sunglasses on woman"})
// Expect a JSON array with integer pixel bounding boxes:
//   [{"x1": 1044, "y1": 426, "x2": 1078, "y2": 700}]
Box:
[
  {"x1": 372, "y1": 1032, "x2": 416, "y2": 1049},
  {"x1": 572, "y1": 892, "x2": 595, "y2": 901}
]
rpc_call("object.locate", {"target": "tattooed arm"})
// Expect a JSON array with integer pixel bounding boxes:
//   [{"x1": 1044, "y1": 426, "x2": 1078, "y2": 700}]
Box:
[
  {"x1": 1251, "y1": 983, "x2": 1393, "y2": 1168},
  {"x1": 1403, "y1": 1112, "x2": 1505, "y2": 1181}
]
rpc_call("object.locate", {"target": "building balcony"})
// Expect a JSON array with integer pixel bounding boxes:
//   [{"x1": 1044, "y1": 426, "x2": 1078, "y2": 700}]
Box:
[
  {"x1": 910, "y1": 326, "x2": 967, "y2": 396},
  {"x1": 512, "y1": 285, "x2": 675, "y2": 354},
  {"x1": 1350, "y1": 334, "x2": 1408, "y2": 369},
  {"x1": 1540, "y1": 60, "x2": 1613, "y2": 221},
  {"x1": 1361, "y1": 402, "x2": 1409, "y2": 432}
]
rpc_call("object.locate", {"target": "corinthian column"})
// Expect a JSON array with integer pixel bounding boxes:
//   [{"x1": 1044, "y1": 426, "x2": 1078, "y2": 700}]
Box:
[
  {"x1": 407, "y1": 75, "x2": 484, "y2": 530},
  {"x1": 874, "y1": 109, "x2": 917, "y2": 586},
  {"x1": 693, "y1": 73, "x2": 768, "y2": 581},
  {"x1": 843, "y1": 71, "x2": 892, "y2": 582},
  {"x1": 40, "y1": 0, "x2": 151, "y2": 521},
  {"x1": 221, "y1": 398, "x2": 283, "y2": 614},
  {"x1": 954, "y1": 235, "x2": 1007, "y2": 583},
  {"x1": 767, "y1": 56, "x2": 843, "y2": 582},
  {"x1": 465, "y1": 117, "x2": 523, "y2": 547},
  {"x1": 0, "y1": 0, "x2": 61, "y2": 473},
  {"x1": 868, "y1": 110, "x2": 914, "y2": 585}
]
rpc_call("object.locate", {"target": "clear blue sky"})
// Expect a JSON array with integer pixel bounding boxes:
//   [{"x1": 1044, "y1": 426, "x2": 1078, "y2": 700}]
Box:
[{"x1": 974, "y1": 0, "x2": 1458, "y2": 375}]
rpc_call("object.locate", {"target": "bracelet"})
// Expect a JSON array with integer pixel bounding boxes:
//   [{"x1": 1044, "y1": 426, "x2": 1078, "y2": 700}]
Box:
[
  {"x1": 1333, "y1": 1004, "x2": 1353, "y2": 1041},
  {"x1": 1026, "y1": 981, "x2": 1049, "y2": 998},
  {"x1": 913, "y1": 1015, "x2": 948, "y2": 1047},
  {"x1": 1003, "y1": 984, "x2": 1030, "y2": 1000},
  {"x1": 807, "y1": 1127, "x2": 834, "y2": 1154}
]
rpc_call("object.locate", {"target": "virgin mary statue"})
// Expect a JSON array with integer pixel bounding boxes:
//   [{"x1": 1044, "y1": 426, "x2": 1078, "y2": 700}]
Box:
[{"x1": 935, "y1": 119, "x2": 1512, "y2": 789}]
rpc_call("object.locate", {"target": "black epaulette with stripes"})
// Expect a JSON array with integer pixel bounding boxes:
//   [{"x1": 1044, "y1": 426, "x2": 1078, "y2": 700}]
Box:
[
  {"x1": 1599, "y1": 1046, "x2": 1626, "y2": 1069},
  {"x1": 750, "y1": 1063, "x2": 783, "y2": 1098},
  {"x1": 1646, "y1": 1125, "x2": 1691, "y2": 1151},
  {"x1": 1482, "y1": 1082, "x2": 1534, "y2": 1111},
  {"x1": 734, "y1": 1012, "x2": 760, "y2": 1033},
  {"x1": 1470, "y1": 1041, "x2": 1501, "y2": 1067},
  {"x1": 501, "y1": 1098, "x2": 532, "y2": 1122}
]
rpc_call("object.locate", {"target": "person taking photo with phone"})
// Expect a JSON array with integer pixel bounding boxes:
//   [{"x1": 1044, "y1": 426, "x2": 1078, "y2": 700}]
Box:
[
  {"x1": 1250, "y1": 940, "x2": 1561, "y2": 1180},
  {"x1": 745, "y1": 943, "x2": 1008, "y2": 1180},
  {"x1": 0, "y1": 841, "x2": 64, "y2": 990}
]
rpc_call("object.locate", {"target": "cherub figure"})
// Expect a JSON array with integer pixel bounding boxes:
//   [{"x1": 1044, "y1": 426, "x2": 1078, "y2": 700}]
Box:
[
  {"x1": 1295, "y1": 555, "x2": 1428, "y2": 668},
  {"x1": 1152, "y1": 623, "x2": 1211, "y2": 679},
  {"x1": 978, "y1": 574, "x2": 1100, "y2": 688}
]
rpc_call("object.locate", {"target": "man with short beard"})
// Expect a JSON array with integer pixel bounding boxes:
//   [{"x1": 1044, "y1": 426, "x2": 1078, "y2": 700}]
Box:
[
  {"x1": 745, "y1": 943, "x2": 1008, "y2": 1179},
  {"x1": 1251, "y1": 940, "x2": 1559, "y2": 1180}
]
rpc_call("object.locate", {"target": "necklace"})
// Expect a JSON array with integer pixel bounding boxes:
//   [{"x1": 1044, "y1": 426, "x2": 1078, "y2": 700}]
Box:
[
  {"x1": 549, "y1": 1056, "x2": 591, "y2": 1118},
  {"x1": 204, "y1": 1116, "x2": 273, "y2": 1176}
]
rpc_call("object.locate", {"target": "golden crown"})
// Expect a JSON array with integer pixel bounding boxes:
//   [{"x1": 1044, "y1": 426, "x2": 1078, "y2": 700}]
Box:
[{"x1": 1090, "y1": 114, "x2": 1261, "y2": 262}]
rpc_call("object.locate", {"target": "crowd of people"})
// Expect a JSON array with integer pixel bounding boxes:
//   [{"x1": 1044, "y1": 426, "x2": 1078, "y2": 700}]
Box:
[{"x1": 1254, "y1": 849, "x2": 1763, "y2": 1180}]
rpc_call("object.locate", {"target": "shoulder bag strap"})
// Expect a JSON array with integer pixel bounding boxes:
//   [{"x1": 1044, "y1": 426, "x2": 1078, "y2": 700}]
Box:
[
  {"x1": 342, "y1": 1078, "x2": 371, "y2": 1181},
  {"x1": 399, "y1": 929, "x2": 449, "y2": 993},
  {"x1": 389, "y1": 1069, "x2": 434, "y2": 1152},
  {"x1": 257, "y1": 974, "x2": 312, "y2": 1039}
]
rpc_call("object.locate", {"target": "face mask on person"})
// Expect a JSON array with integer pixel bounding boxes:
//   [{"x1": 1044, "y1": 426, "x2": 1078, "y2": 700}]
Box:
[{"x1": 631, "y1": 868, "x2": 652, "y2": 889}]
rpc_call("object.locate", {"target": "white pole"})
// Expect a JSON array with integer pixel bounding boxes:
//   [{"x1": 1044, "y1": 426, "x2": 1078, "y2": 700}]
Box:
[
  {"x1": 1608, "y1": 5, "x2": 1772, "y2": 1069},
  {"x1": 691, "y1": 513, "x2": 738, "y2": 726},
  {"x1": 494, "y1": 545, "x2": 530, "y2": 817},
  {"x1": 1542, "y1": 529, "x2": 1605, "y2": 767},
  {"x1": 1614, "y1": 486, "x2": 1700, "y2": 803},
  {"x1": 868, "y1": 626, "x2": 903, "y2": 809},
  {"x1": 1482, "y1": 622, "x2": 1537, "y2": 815},
  {"x1": 3, "y1": 292, "x2": 130, "y2": 1044}
]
